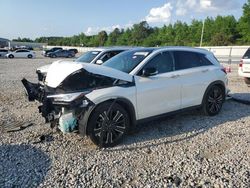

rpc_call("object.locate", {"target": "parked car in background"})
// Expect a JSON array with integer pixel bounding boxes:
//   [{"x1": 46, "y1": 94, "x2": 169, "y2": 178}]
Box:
[
  {"x1": 42, "y1": 47, "x2": 63, "y2": 56},
  {"x1": 10, "y1": 46, "x2": 34, "y2": 51},
  {"x1": 22, "y1": 47, "x2": 228, "y2": 147},
  {"x1": 36, "y1": 47, "x2": 130, "y2": 82},
  {"x1": 238, "y1": 48, "x2": 250, "y2": 86},
  {"x1": 0, "y1": 49, "x2": 8, "y2": 58},
  {"x1": 5, "y1": 49, "x2": 35, "y2": 58},
  {"x1": 47, "y1": 49, "x2": 75, "y2": 58},
  {"x1": 68, "y1": 48, "x2": 78, "y2": 54},
  {"x1": 75, "y1": 47, "x2": 131, "y2": 64}
]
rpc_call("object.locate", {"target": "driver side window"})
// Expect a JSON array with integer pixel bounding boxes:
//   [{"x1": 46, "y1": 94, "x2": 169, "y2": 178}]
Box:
[{"x1": 140, "y1": 51, "x2": 174, "y2": 75}]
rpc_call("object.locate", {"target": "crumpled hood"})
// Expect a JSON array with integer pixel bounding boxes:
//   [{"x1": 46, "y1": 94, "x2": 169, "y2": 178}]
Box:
[
  {"x1": 36, "y1": 60, "x2": 63, "y2": 73},
  {"x1": 45, "y1": 61, "x2": 133, "y2": 88}
]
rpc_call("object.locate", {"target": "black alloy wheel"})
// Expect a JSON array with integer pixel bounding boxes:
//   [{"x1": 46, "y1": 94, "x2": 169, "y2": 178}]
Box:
[
  {"x1": 87, "y1": 102, "x2": 129, "y2": 147},
  {"x1": 203, "y1": 85, "x2": 224, "y2": 116}
]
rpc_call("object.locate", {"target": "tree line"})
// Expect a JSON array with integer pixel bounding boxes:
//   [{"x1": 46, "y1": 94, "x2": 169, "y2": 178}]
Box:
[{"x1": 15, "y1": 0, "x2": 250, "y2": 47}]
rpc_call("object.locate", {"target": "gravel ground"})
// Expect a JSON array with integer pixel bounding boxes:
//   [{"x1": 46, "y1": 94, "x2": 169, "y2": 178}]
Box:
[{"x1": 0, "y1": 56, "x2": 249, "y2": 187}]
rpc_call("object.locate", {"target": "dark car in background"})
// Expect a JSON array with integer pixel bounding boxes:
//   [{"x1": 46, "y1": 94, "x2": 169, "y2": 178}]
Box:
[
  {"x1": 68, "y1": 48, "x2": 78, "y2": 54},
  {"x1": 47, "y1": 49, "x2": 75, "y2": 58},
  {"x1": 42, "y1": 47, "x2": 63, "y2": 56},
  {"x1": 10, "y1": 46, "x2": 34, "y2": 51}
]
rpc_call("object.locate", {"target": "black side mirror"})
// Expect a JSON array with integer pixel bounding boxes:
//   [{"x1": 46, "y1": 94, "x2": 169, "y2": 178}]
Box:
[{"x1": 142, "y1": 67, "x2": 158, "y2": 77}]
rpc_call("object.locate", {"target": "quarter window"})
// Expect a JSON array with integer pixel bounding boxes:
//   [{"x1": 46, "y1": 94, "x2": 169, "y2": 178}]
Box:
[
  {"x1": 173, "y1": 51, "x2": 212, "y2": 70},
  {"x1": 141, "y1": 51, "x2": 174, "y2": 74}
]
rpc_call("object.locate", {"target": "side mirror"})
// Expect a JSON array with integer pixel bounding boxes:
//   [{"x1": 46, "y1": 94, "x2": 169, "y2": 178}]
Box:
[
  {"x1": 142, "y1": 67, "x2": 158, "y2": 77},
  {"x1": 96, "y1": 59, "x2": 103, "y2": 65}
]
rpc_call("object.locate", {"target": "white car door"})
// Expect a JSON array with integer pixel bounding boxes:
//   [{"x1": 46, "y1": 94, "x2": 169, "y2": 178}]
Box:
[
  {"x1": 14, "y1": 50, "x2": 27, "y2": 58},
  {"x1": 14, "y1": 50, "x2": 22, "y2": 57},
  {"x1": 172, "y1": 51, "x2": 215, "y2": 108},
  {"x1": 135, "y1": 51, "x2": 182, "y2": 120}
]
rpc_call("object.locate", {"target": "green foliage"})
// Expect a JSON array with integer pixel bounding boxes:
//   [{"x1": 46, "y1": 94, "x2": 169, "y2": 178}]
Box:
[
  {"x1": 14, "y1": 3, "x2": 250, "y2": 47},
  {"x1": 13, "y1": 37, "x2": 33, "y2": 42},
  {"x1": 237, "y1": 0, "x2": 250, "y2": 43}
]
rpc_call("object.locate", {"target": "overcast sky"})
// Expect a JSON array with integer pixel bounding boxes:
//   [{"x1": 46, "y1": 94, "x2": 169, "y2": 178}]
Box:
[{"x1": 0, "y1": 0, "x2": 246, "y2": 40}]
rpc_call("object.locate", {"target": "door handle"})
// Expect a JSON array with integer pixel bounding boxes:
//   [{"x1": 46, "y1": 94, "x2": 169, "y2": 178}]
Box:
[
  {"x1": 202, "y1": 69, "x2": 209, "y2": 73},
  {"x1": 170, "y1": 74, "x2": 180, "y2": 78}
]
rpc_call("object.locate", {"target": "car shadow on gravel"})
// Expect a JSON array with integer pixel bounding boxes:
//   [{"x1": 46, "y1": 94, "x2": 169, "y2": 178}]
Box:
[
  {"x1": 108, "y1": 98, "x2": 250, "y2": 151},
  {"x1": 0, "y1": 144, "x2": 51, "y2": 187}
]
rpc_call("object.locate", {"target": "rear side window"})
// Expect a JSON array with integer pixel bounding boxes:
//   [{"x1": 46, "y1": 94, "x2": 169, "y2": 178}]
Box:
[
  {"x1": 142, "y1": 51, "x2": 174, "y2": 74},
  {"x1": 243, "y1": 49, "x2": 250, "y2": 59},
  {"x1": 0, "y1": 49, "x2": 7, "y2": 52},
  {"x1": 17, "y1": 50, "x2": 29, "y2": 53},
  {"x1": 173, "y1": 51, "x2": 212, "y2": 70},
  {"x1": 199, "y1": 54, "x2": 213, "y2": 66}
]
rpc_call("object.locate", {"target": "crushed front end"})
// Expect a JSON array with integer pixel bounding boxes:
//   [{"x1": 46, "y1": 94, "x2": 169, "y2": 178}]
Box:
[
  {"x1": 21, "y1": 61, "x2": 134, "y2": 135},
  {"x1": 22, "y1": 79, "x2": 93, "y2": 133}
]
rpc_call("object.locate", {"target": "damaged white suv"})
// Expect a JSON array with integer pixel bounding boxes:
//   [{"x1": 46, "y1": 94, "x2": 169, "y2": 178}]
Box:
[{"x1": 22, "y1": 47, "x2": 228, "y2": 147}]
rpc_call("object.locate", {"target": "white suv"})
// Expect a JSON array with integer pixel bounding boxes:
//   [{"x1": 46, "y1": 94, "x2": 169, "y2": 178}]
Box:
[
  {"x1": 238, "y1": 48, "x2": 250, "y2": 86},
  {"x1": 22, "y1": 47, "x2": 228, "y2": 147}
]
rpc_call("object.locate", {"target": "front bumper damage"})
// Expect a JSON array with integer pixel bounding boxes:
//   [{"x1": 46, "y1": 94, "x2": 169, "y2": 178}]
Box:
[{"x1": 21, "y1": 78, "x2": 93, "y2": 133}]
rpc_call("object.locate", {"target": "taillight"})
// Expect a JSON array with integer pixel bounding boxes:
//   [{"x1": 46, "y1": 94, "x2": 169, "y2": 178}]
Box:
[
  {"x1": 239, "y1": 59, "x2": 243, "y2": 67},
  {"x1": 221, "y1": 67, "x2": 227, "y2": 74}
]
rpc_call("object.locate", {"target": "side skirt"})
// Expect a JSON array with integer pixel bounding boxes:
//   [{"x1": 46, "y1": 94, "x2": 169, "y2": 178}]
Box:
[{"x1": 136, "y1": 105, "x2": 202, "y2": 125}]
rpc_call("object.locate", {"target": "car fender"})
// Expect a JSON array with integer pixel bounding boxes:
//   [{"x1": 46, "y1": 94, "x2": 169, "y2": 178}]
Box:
[
  {"x1": 201, "y1": 80, "x2": 226, "y2": 105},
  {"x1": 78, "y1": 96, "x2": 137, "y2": 136}
]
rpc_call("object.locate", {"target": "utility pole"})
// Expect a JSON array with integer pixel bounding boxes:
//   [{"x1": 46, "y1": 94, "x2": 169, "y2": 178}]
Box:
[{"x1": 200, "y1": 20, "x2": 205, "y2": 47}]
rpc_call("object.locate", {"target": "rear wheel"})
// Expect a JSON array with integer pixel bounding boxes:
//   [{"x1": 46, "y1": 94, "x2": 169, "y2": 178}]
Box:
[
  {"x1": 87, "y1": 102, "x2": 130, "y2": 147},
  {"x1": 202, "y1": 85, "x2": 224, "y2": 116},
  {"x1": 27, "y1": 54, "x2": 33, "y2": 58},
  {"x1": 244, "y1": 77, "x2": 250, "y2": 86}
]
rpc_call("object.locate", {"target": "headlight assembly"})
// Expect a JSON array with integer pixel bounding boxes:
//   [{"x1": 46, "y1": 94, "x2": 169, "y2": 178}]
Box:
[{"x1": 47, "y1": 91, "x2": 90, "y2": 103}]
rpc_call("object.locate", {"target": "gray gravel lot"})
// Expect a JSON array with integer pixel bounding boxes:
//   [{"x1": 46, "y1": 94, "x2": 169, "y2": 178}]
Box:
[{"x1": 0, "y1": 56, "x2": 250, "y2": 187}]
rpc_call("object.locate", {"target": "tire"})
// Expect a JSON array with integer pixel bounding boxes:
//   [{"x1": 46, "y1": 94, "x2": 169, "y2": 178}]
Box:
[
  {"x1": 87, "y1": 102, "x2": 130, "y2": 147},
  {"x1": 51, "y1": 54, "x2": 56, "y2": 58},
  {"x1": 67, "y1": 54, "x2": 73, "y2": 58},
  {"x1": 9, "y1": 54, "x2": 14, "y2": 59},
  {"x1": 202, "y1": 85, "x2": 225, "y2": 116},
  {"x1": 27, "y1": 54, "x2": 33, "y2": 58},
  {"x1": 244, "y1": 77, "x2": 250, "y2": 86}
]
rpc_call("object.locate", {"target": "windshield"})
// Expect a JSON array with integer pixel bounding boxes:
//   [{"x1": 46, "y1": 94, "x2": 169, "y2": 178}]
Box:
[
  {"x1": 103, "y1": 49, "x2": 153, "y2": 73},
  {"x1": 243, "y1": 49, "x2": 250, "y2": 59},
  {"x1": 76, "y1": 51, "x2": 101, "y2": 63}
]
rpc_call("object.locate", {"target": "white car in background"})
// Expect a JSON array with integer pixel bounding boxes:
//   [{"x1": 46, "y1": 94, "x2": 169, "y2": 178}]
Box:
[
  {"x1": 36, "y1": 47, "x2": 130, "y2": 82},
  {"x1": 5, "y1": 49, "x2": 36, "y2": 59},
  {"x1": 238, "y1": 48, "x2": 250, "y2": 86},
  {"x1": 22, "y1": 47, "x2": 228, "y2": 147}
]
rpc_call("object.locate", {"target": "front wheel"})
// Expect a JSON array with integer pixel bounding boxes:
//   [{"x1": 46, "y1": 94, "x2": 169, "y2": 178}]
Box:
[
  {"x1": 87, "y1": 102, "x2": 130, "y2": 147},
  {"x1": 244, "y1": 77, "x2": 250, "y2": 86},
  {"x1": 9, "y1": 54, "x2": 14, "y2": 58},
  {"x1": 202, "y1": 85, "x2": 225, "y2": 116},
  {"x1": 27, "y1": 54, "x2": 33, "y2": 58}
]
